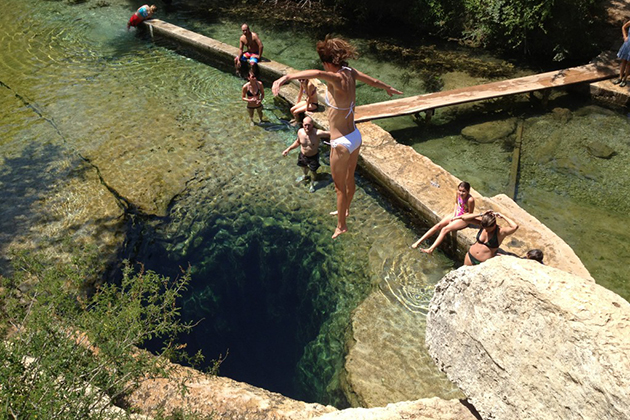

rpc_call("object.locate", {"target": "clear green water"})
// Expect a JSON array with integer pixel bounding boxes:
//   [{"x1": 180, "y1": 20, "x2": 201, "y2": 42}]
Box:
[
  {"x1": 0, "y1": 0, "x2": 456, "y2": 407},
  {"x1": 3, "y1": 0, "x2": 628, "y2": 409}
]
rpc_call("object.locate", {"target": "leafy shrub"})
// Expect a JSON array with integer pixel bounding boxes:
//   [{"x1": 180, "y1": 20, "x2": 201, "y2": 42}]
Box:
[{"x1": 0, "y1": 251, "x2": 197, "y2": 419}]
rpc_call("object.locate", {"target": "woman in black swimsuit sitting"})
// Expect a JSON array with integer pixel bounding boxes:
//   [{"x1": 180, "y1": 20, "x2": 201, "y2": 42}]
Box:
[{"x1": 453, "y1": 210, "x2": 519, "y2": 266}]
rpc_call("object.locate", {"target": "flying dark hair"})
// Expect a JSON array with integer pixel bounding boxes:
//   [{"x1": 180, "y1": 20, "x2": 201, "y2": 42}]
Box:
[{"x1": 316, "y1": 36, "x2": 358, "y2": 67}]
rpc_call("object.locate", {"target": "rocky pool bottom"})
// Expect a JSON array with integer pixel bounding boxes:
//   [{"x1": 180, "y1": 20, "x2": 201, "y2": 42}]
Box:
[{"x1": 2, "y1": 0, "x2": 629, "y2": 410}]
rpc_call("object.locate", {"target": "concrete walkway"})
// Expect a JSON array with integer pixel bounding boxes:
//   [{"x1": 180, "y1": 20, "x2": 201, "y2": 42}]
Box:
[{"x1": 143, "y1": 18, "x2": 593, "y2": 280}]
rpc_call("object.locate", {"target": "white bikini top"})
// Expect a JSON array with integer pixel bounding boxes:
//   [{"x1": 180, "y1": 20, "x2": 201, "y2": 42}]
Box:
[{"x1": 325, "y1": 66, "x2": 355, "y2": 119}]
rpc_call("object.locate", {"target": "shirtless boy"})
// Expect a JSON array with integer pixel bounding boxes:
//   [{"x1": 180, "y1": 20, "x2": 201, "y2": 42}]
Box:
[
  {"x1": 282, "y1": 117, "x2": 329, "y2": 193},
  {"x1": 234, "y1": 24, "x2": 264, "y2": 71}
]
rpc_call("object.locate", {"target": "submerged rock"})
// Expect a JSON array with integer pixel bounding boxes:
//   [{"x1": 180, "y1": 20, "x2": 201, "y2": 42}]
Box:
[
  {"x1": 586, "y1": 141, "x2": 616, "y2": 159},
  {"x1": 343, "y1": 290, "x2": 461, "y2": 407},
  {"x1": 461, "y1": 118, "x2": 517, "y2": 143},
  {"x1": 426, "y1": 257, "x2": 630, "y2": 420},
  {"x1": 551, "y1": 107, "x2": 572, "y2": 123}
]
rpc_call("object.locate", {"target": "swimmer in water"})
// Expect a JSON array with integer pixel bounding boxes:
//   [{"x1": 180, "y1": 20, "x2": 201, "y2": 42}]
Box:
[{"x1": 242, "y1": 69, "x2": 264, "y2": 124}]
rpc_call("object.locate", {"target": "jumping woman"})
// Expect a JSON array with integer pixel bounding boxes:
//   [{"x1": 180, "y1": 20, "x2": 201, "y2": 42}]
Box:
[{"x1": 272, "y1": 36, "x2": 402, "y2": 238}]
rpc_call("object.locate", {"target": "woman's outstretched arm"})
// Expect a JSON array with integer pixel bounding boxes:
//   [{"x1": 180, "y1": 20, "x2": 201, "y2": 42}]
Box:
[
  {"x1": 273, "y1": 70, "x2": 338, "y2": 96},
  {"x1": 354, "y1": 69, "x2": 403, "y2": 96}
]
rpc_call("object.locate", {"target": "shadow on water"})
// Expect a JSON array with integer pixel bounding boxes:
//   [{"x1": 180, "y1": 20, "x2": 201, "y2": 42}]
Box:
[{"x1": 0, "y1": 143, "x2": 65, "y2": 274}]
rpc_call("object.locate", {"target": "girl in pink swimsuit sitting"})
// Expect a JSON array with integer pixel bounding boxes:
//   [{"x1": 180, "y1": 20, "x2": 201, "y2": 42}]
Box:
[
  {"x1": 412, "y1": 181, "x2": 475, "y2": 254},
  {"x1": 272, "y1": 36, "x2": 402, "y2": 238}
]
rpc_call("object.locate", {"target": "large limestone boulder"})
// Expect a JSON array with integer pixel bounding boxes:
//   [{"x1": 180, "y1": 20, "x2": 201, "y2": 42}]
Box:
[{"x1": 426, "y1": 257, "x2": 630, "y2": 420}]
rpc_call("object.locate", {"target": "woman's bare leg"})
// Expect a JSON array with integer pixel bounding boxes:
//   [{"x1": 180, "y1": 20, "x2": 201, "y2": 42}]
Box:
[
  {"x1": 422, "y1": 219, "x2": 468, "y2": 254},
  {"x1": 344, "y1": 145, "x2": 361, "y2": 215},
  {"x1": 412, "y1": 216, "x2": 450, "y2": 248},
  {"x1": 330, "y1": 145, "x2": 352, "y2": 238},
  {"x1": 291, "y1": 101, "x2": 307, "y2": 119}
]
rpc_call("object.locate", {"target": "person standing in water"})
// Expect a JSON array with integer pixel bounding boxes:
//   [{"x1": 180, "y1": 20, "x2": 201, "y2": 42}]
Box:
[
  {"x1": 455, "y1": 210, "x2": 519, "y2": 266},
  {"x1": 242, "y1": 70, "x2": 264, "y2": 124},
  {"x1": 272, "y1": 36, "x2": 402, "y2": 238},
  {"x1": 282, "y1": 116, "x2": 329, "y2": 192},
  {"x1": 411, "y1": 181, "x2": 475, "y2": 254}
]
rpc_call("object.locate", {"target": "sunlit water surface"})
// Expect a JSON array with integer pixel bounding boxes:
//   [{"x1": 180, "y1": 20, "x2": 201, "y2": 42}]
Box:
[
  {"x1": 1, "y1": 0, "x2": 458, "y2": 407},
  {"x1": 3, "y1": 0, "x2": 628, "y2": 408}
]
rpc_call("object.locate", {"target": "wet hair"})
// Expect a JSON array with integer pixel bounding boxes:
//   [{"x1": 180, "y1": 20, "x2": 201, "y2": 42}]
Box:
[
  {"x1": 526, "y1": 249, "x2": 544, "y2": 264},
  {"x1": 458, "y1": 181, "x2": 471, "y2": 192},
  {"x1": 481, "y1": 210, "x2": 496, "y2": 228},
  {"x1": 150, "y1": 5, "x2": 157, "y2": 12},
  {"x1": 316, "y1": 36, "x2": 358, "y2": 67}
]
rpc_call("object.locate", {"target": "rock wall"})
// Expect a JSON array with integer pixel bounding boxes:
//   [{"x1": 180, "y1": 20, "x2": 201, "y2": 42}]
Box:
[{"x1": 426, "y1": 257, "x2": 630, "y2": 420}]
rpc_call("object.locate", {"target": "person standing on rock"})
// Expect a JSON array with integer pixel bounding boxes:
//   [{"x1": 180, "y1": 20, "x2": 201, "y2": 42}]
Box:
[
  {"x1": 272, "y1": 36, "x2": 402, "y2": 238},
  {"x1": 411, "y1": 181, "x2": 475, "y2": 253},
  {"x1": 454, "y1": 210, "x2": 519, "y2": 266},
  {"x1": 613, "y1": 20, "x2": 630, "y2": 87},
  {"x1": 282, "y1": 116, "x2": 329, "y2": 193}
]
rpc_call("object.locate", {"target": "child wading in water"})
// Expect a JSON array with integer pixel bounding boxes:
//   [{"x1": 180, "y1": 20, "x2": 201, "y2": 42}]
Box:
[
  {"x1": 242, "y1": 70, "x2": 264, "y2": 124},
  {"x1": 412, "y1": 181, "x2": 475, "y2": 254}
]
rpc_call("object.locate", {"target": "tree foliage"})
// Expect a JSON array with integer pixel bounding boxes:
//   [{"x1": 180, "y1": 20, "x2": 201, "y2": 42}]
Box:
[
  {"x1": 308, "y1": 0, "x2": 604, "y2": 61},
  {"x1": 0, "y1": 251, "x2": 198, "y2": 419}
]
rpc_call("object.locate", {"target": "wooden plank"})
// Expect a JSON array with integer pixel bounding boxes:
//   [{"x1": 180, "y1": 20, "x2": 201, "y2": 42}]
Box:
[{"x1": 355, "y1": 60, "x2": 617, "y2": 122}]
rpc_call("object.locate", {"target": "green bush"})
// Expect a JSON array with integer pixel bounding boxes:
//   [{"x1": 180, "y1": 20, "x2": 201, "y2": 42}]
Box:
[
  {"x1": 461, "y1": 0, "x2": 600, "y2": 60},
  {"x1": 0, "y1": 251, "x2": 197, "y2": 419}
]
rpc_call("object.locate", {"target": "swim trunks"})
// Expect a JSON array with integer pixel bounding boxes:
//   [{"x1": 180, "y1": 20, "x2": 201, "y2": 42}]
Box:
[
  {"x1": 330, "y1": 127, "x2": 362, "y2": 154},
  {"x1": 128, "y1": 13, "x2": 142, "y2": 27},
  {"x1": 240, "y1": 52, "x2": 259, "y2": 64},
  {"x1": 297, "y1": 152, "x2": 320, "y2": 172}
]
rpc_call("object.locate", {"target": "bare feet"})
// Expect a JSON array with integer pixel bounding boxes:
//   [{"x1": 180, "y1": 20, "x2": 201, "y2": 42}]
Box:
[
  {"x1": 411, "y1": 240, "x2": 421, "y2": 249},
  {"x1": 332, "y1": 226, "x2": 348, "y2": 239},
  {"x1": 420, "y1": 248, "x2": 434, "y2": 254}
]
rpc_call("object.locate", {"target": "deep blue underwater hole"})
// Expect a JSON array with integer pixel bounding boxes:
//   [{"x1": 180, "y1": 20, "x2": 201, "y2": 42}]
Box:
[{"x1": 124, "y1": 209, "x2": 341, "y2": 404}]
